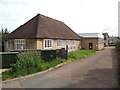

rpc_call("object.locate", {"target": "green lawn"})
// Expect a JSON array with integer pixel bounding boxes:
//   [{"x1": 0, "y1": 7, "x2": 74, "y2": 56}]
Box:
[{"x1": 2, "y1": 50, "x2": 96, "y2": 81}]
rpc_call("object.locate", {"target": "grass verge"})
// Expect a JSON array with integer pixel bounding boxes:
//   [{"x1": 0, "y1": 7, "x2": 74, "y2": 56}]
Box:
[{"x1": 2, "y1": 50, "x2": 96, "y2": 81}]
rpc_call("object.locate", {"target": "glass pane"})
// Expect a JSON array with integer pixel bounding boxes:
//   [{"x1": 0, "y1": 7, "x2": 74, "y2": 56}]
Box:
[
  {"x1": 48, "y1": 40, "x2": 49, "y2": 47},
  {"x1": 57, "y1": 40, "x2": 58, "y2": 46},
  {"x1": 45, "y1": 40, "x2": 46, "y2": 48},
  {"x1": 61, "y1": 40, "x2": 62, "y2": 46},
  {"x1": 66, "y1": 40, "x2": 70, "y2": 45},
  {"x1": 49, "y1": 40, "x2": 51, "y2": 47},
  {"x1": 16, "y1": 44, "x2": 18, "y2": 49}
]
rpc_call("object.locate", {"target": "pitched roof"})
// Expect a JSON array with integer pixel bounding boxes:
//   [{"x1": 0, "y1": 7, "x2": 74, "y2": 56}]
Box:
[
  {"x1": 5, "y1": 14, "x2": 80, "y2": 40},
  {"x1": 78, "y1": 33, "x2": 101, "y2": 38}
]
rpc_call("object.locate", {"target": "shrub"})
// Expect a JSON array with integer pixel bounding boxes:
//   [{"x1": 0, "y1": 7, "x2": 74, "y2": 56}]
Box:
[
  {"x1": 115, "y1": 41, "x2": 120, "y2": 62},
  {"x1": 2, "y1": 52, "x2": 45, "y2": 80},
  {"x1": 10, "y1": 52, "x2": 44, "y2": 73},
  {"x1": 2, "y1": 52, "x2": 67, "y2": 80},
  {"x1": 116, "y1": 41, "x2": 120, "y2": 52},
  {"x1": 2, "y1": 70, "x2": 13, "y2": 80}
]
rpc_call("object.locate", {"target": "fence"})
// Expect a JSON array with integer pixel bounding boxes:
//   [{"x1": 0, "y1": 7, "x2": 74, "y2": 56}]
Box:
[
  {"x1": 41, "y1": 48, "x2": 68, "y2": 61},
  {"x1": 0, "y1": 52, "x2": 19, "y2": 68},
  {"x1": 1, "y1": 48, "x2": 68, "y2": 68}
]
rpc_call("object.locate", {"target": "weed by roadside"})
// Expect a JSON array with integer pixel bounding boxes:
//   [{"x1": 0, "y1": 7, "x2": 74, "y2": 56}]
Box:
[{"x1": 68, "y1": 50, "x2": 96, "y2": 61}]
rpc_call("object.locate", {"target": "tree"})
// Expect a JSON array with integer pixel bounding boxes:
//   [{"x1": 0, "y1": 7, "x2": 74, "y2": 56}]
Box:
[{"x1": 0, "y1": 28, "x2": 10, "y2": 52}]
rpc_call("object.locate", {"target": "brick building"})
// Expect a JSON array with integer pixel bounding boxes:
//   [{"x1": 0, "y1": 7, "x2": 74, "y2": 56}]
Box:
[
  {"x1": 4, "y1": 14, "x2": 81, "y2": 52},
  {"x1": 78, "y1": 33, "x2": 104, "y2": 50}
]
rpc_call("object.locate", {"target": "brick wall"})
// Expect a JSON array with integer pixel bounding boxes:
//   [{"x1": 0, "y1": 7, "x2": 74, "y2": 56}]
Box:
[
  {"x1": 37, "y1": 39, "x2": 81, "y2": 51},
  {"x1": 81, "y1": 38, "x2": 99, "y2": 50},
  {"x1": 5, "y1": 39, "x2": 81, "y2": 52},
  {"x1": 26, "y1": 39, "x2": 37, "y2": 49}
]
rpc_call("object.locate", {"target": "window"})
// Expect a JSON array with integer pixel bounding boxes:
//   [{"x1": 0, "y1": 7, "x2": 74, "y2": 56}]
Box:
[
  {"x1": 14, "y1": 39, "x2": 26, "y2": 50},
  {"x1": 72, "y1": 40, "x2": 77, "y2": 50},
  {"x1": 57, "y1": 40, "x2": 62, "y2": 46},
  {"x1": 66, "y1": 40, "x2": 70, "y2": 45},
  {"x1": 72, "y1": 40, "x2": 75, "y2": 45},
  {"x1": 44, "y1": 39, "x2": 52, "y2": 48}
]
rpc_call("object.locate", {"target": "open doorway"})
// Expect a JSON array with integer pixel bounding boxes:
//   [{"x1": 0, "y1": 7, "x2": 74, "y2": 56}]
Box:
[{"x1": 89, "y1": 43, "x2": 93, "y2": 50}]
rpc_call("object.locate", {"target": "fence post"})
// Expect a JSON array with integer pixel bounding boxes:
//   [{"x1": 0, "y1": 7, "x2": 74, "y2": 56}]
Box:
[{"x1": 66, "y1": 45, "x2": 68, "y2": 59}]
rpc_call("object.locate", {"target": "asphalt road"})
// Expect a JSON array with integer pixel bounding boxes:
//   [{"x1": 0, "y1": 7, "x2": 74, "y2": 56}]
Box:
[{"x1": 2, "y1": 47, "x2": 118, "y2": 88}]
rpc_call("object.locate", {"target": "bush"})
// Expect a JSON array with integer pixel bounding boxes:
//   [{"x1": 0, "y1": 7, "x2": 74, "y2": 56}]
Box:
[
  {"x1": 2, "y1": 52, "x2": 67, "y2": 80},
  {"x1": 10, "y1": 52, "x2": 44, "y2": 73},
  {"x1": 116, "y1": 41, "x2": 120, "y2": 52},
  {"x1": 115, "y1": 41, "x2": 120, "y2": 65},
  {"x1": 2, "y1": 52, "x2": 44, "y2": 80},
  {"x1": 2, "y1": 70, "x2": 14, "y2": 80}
]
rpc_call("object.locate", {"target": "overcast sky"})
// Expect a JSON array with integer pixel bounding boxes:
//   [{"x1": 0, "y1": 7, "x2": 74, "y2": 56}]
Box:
[{"x1": 0, "y1": 0, "x2": 119, "y2": 36}]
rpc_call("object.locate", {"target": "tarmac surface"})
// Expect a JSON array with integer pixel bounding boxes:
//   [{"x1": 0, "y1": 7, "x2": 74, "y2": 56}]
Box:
[{"x1": 2, "y1": 47, "x2": 118, "y2": 88}]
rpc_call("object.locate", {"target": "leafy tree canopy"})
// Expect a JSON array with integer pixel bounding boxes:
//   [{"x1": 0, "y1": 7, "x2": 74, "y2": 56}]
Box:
[
  {"x1": 0, "y1": 27, "x2": 10, "y2": 51},
  {"x1": 0, "y1": 28, "x2": 10, "y2": 39}
]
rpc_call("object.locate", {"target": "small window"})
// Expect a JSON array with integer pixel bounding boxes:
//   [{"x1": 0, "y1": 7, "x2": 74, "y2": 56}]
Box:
[
  {"x1": 14, "y1": 39, "x2": 26, "y2": 50},
  {"x1": 72, "y1": 40, "x2": 75, "y2": 45},
  {"x1": 57, "y1": 40, "x2": 62, "y2": 47},
  {"x1": 44, "y1": 39, "x2": 52, "y2": 48},
  {"x1": 66, "y1": 40, "x2": 70, "y2": 45}
]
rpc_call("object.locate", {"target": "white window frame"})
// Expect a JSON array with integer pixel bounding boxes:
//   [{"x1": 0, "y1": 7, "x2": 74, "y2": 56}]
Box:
[
  {"x1": 72, "y1": 40, "x2": 75, "y2": 46},
  {"x1": 57, "y1": 40, "x2": 62, "y2": 47},
  {"x1": 66, "y1": 40, "x2": 70, "y2": 45},
  {"x1": 14, "y1": 39, "x2": 26, "y2": 50},
  {"x1": 44, "y1": 39, "x2": 52, "y2": 49},
  {"x1": 72, "y1": 40, "x2": 77, "y2": 50}
]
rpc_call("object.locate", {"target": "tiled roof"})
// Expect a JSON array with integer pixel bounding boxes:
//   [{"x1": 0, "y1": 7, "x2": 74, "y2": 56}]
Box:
[{"x1": 5, "y1": 14, "x2": 80, "y2": 40}]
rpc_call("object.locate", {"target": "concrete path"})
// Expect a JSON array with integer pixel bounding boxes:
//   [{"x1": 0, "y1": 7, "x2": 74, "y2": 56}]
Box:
[{"x1": 2, "y1": 47, "x2": 118, "y2": 88}]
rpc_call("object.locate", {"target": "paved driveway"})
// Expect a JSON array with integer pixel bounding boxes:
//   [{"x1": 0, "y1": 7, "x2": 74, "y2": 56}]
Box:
[{"x1": 2, "y1": 47, "x2": 118, "y2": 88}]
